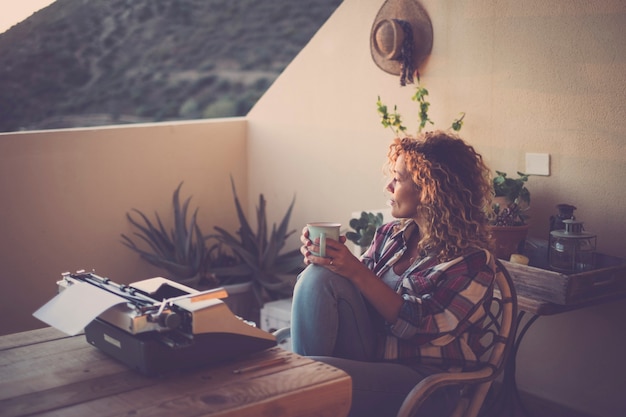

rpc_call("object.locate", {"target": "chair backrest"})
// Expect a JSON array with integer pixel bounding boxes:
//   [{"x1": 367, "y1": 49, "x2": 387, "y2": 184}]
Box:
[
  {"x1": 476, "y1": 258, "x2": 518, "y2": 373},
  {"x1": 397, "y1": 258, "x2": 518, "y2": 417}
]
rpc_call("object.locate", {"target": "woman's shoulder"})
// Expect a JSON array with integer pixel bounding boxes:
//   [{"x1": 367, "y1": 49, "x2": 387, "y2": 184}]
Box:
[
  {"x1": 464, "y1": 248, "x2": 489, "y2": 262},
  {"x1": 464, "y1": 249, "x2": 491, "y2": 272},
  {"x1": 419, "y1": 250, "x2": 494, "y2": 290},
  {"x1": 435, "y1": 249, "x2": 490, "y2": 276},
  {"x1": 454, "y1": 249, "x2": 497, "y2": 283}
]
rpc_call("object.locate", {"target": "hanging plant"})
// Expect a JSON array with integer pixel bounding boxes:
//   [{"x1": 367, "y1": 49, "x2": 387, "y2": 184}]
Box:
[{"x1": 377, "y1": 76, "x2": 465, "y2": 137}]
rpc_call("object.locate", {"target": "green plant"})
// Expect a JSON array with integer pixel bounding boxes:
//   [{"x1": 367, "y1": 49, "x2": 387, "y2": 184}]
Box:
[
  {"x1": 346, "y1": 211, "x2": 384, "y2": 253},
  {"x1": 490, "y1": 171, "x2": 531, "y2": 226},
  {"x1": 377, "y1": 76, "x2": 465, "y2": 137},
  {"x1": 121, "y1": 182, "x2": 210, "y2": 286},
  {"x1": 211, "y1": 177, "x2": 304, "y2": 306},
  {"x1": 203, "y1": 241, "x2": 248, "y2": 287}
]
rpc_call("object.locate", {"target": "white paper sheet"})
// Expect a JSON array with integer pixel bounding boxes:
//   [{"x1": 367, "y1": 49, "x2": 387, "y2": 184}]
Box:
[{"x1": 33, "y1": 281, "x2": 127, "y2": 335}]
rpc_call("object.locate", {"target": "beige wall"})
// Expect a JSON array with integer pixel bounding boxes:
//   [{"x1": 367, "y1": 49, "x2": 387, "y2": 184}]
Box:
[
  {"x1": 0, "y1": 119, "x2": 248, "y2": 336},
  {"x1": 247, "y1": 0, "x2": 626, "y2": 416}
]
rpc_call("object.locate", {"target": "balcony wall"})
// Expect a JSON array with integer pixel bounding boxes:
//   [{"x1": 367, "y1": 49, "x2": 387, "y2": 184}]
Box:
[{"x1": 0, "y1": 118, "x2": 248, "y2": 336}]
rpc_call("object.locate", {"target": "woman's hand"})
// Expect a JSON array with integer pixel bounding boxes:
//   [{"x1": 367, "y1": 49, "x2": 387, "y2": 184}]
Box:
[
  {"x1": 299, "y1": 226, "x2": 363, "y2": 278},
  {"x1": 300, "y1": 225, "x2": 348, "y2": 262}
]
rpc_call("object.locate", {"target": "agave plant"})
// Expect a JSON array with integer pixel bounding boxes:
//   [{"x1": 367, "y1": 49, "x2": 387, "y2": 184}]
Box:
[
  {"x1": 211, "y1": 177, "x2": 304, "y2": 306},
  {"x1": 121, "y1": 182, "x2": 212, "y2": 286}
]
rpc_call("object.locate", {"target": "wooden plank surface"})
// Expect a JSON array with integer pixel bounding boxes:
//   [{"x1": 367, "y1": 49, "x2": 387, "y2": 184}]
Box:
[
  {"x1": 0, "y1": 327, "x2": 71, "y2": 350},
  {"x1": 1, "y1": 333, "x2": 129, "y2": 400},
  {"x1": 0, "y1": 330, "x2": 351, "y2": 417}
]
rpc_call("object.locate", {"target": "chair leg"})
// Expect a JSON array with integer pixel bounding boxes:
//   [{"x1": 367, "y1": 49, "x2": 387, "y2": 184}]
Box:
[
  {"x1": 449, "y1": 398, "x2": 470, "y2": 417},
  {"x1": 465, "y1": 382, "x2": 492, "y2": 417}
]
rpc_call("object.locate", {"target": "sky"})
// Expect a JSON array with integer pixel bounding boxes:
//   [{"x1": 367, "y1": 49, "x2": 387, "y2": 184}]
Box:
[{"x1": 0, "y1": 0, "x2": 55, "y2": 34}]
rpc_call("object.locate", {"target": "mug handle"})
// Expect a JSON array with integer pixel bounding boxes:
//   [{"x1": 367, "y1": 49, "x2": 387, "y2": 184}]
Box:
[{"x1": 319, "y1": 232, "x2": 326, "y2": 258}]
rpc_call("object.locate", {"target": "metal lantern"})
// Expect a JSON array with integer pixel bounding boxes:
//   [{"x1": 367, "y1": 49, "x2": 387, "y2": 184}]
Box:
[{"x1": 549, "y1": 219, "x2": 597, "y2": 272}]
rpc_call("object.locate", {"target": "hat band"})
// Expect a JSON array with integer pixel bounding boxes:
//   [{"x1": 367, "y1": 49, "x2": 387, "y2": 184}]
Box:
[
  {"x1": 372, "y1": 19, "x2": 415, "y2": 86},
  {"x1": 392, "y1": 19, "x2": 415, "y2": 86}
]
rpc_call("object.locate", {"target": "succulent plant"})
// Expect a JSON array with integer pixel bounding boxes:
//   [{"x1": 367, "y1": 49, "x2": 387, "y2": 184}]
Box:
[
  {"x1": 346, "y1": 211, "x2": 384, "y2": 252},
  {"x1": 491, "y1": 202, "x2": 525, "y2": 226}
]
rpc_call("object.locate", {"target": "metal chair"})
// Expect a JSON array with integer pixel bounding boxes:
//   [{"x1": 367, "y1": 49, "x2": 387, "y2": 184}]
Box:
[{"x1": 274, "y1": 258, "x2": 518, "y2": 417}]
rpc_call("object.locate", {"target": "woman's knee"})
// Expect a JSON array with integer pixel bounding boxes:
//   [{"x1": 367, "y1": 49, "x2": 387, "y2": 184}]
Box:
[
  {"x1": 293, "y1": 265, "x2": 362, "y2": 319},
  {"x1": 297, "y1": 264, "x2": 336, "y2": 281},
  {"x1": 295, "y1": 265, "x2": 341, "y2": 294}
]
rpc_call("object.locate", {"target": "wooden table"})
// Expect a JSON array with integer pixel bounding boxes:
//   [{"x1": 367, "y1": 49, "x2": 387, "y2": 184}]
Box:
[{"x1": 0, "y1": 327, "x2": 352, "y2": 417}]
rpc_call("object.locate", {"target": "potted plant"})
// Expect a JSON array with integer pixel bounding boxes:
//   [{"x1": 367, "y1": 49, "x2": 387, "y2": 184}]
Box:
[
  {"x1": 346, "y1": 211, "x2": 384, "y2": 254},
  {"x1": 488, "y1": 171, "x2": 532, "y2": 260},
  {"x1": 121, "y1": 182, "x2": 214, "y2": 288},
  {"x1": 210, "y1": 177, "x2": 305, "y2": 321}
]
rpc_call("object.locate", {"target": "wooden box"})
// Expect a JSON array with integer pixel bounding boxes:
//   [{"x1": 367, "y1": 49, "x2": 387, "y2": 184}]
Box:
[{"x1": 502, "y1": 245, "x2": 626, "y2": 305}]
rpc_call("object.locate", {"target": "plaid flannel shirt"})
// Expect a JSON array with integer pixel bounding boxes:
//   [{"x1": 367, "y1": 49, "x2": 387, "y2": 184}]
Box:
[{"x1": 361, "y1": 219, "x2": 496, "y2": 370}]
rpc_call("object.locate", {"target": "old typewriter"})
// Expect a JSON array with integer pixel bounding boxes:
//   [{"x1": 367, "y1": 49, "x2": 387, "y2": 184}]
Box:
[{"x1": 35, "y1": 271, "x2": 276, "y2": 376}]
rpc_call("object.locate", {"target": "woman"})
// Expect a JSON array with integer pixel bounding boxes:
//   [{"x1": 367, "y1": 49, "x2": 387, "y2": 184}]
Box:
[{"x1": 291, "y1": 131, "x2": 496, "y2": 417}]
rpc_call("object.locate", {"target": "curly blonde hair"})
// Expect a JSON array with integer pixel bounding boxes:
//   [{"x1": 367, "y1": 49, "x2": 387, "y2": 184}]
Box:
[{"x1": 386, "y1": 131, "x2": 494, "y2": 261}]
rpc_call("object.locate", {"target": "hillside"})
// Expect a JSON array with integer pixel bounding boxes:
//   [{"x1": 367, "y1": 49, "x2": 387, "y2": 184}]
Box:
[{"x1": 0, "y1": 0, "x2": 342, "y2": 132}]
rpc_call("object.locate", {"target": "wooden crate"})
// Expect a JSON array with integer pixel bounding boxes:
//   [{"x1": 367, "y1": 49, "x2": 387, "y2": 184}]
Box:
[{"x1": 503, "y1": 253, "x2": 626, "y2": 305}]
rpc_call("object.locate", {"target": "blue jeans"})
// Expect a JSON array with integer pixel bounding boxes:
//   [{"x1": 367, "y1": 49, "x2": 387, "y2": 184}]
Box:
[
  {"x1": 291, "y1": 265, "x2": 459, "y2": 417},
  {"x1": 292, "y1": 264, "x2": 376, "y2": 359}
]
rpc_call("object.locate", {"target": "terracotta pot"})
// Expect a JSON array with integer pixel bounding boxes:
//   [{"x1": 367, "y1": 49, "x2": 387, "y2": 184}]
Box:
[{"x1": 489, "y1": 224, "x2": 530, "y2": 260}]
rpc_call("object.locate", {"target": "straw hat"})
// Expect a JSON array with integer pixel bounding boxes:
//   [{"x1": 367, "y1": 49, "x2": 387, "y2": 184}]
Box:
[{"x1": 370, "y1": 0, "x2": 433, "y2": 85}]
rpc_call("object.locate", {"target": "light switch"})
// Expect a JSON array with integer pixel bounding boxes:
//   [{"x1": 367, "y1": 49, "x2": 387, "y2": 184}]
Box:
[{"x1": 525, "y1": 153, "x2": 550, "y2": 176}]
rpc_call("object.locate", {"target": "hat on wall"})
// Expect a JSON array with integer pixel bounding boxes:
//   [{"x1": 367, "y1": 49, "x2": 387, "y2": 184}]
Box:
[{"x1": 370, "y1": 0, "x2": 433, "y2": 86}]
